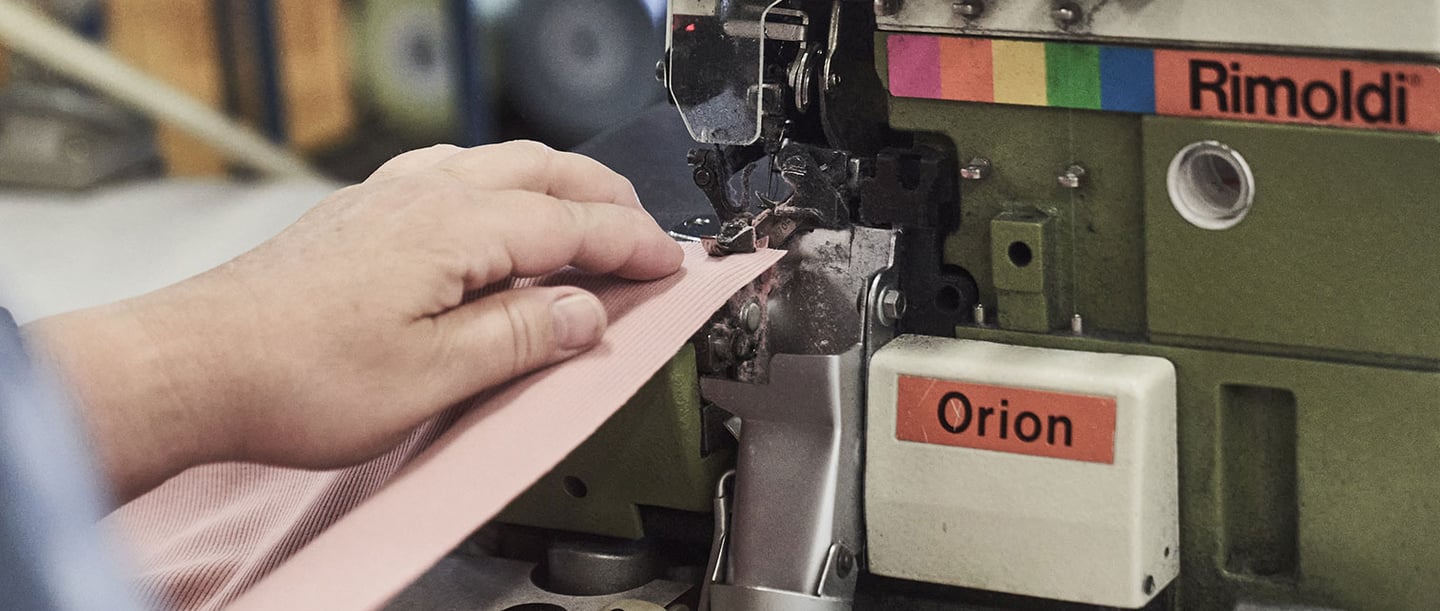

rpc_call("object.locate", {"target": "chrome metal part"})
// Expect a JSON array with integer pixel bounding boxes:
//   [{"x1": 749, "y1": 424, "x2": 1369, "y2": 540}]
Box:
[
  {"x1": 877, "y1": 289, "x2": 906, "y2": 328},
  {"x1": 740, "y1": 301, "x2": 764, "y2": 333},
  {"x1": 709, "y1": 583, "x2": 851, "y2": 611},
  {"x1": 1071, "y1": 313, "x2": 1084, "y2": 335},
  {"x1": 1057, "y1": 163, "x2": 1087, "y2": 189},
  {"x1": 815, "y1": 544, "x2": 857, "y2": 598},
  {"x1": 960, "y1": 157, "x2": 991, "y2": 181},
  {"x1": 668, "y1": 215, "x2": 718, "y2": 243},
  {"x1": 821, "y1": 0, "x2": 843, "y2": 95},
  {"x1": 667, "y1": 0, "x2": 786, "y2": 145},
  {"x1": 1051, "y1": 2, "x2": 1082, "y2": 28},
  {"x1": 952, "y1": 0, "x2": 984, "y2": 19},
  {"x1": 383, "y1": 554, "x2": 689, "y2": 610},
  {"x1": 766, "y1": 227, "x2": 898, "y2": 356},
  {"x1": 697, "y1": 226, "x2": 897, "y2": 611},
  {"x1": 700, "y1": 349, "x2": 864, "y2": 611},
  {"x1": 698, "y1": 471, "x2": 735, "y2": 611},
  {"x1": 973, "y1": 302, "x2": 986, "y2": 325},
  {"x1": 863, "y1": 269, "x2": 900, "y2": 360}
]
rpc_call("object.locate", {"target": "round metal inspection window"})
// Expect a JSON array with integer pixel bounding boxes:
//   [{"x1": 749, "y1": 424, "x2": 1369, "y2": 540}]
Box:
[{"x1": 1166, "y1": 141, "x2": 1255, "y2": 230}]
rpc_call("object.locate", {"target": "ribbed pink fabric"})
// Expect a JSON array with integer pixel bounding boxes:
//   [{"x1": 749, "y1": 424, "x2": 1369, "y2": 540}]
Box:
[{"x1": 102, "y1": 243, "x2": 783, "y2": 611}]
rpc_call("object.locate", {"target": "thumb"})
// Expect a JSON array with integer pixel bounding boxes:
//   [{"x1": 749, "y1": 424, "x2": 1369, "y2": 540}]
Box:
[{"x1": 433, "y1": 286, "x2": 608, "y2": 399}]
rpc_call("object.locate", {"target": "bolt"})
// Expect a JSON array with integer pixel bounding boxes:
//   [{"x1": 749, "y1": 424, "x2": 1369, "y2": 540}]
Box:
[
  {"x1": 873, "y1": 0, "x2": 902, "y2": 17},
  {"x1": 878, "y1": 289, "x2": 907, "y2": 327},
  {"x1": 655, "y1": 58, "x2": 667, "y2": 85},
  {"x1": 828, "y1": 72, "x2": 842, "y2": 89},
  {"x1": 739, "y1": 300, "x2": 763, "y2": 333},
  {"x1": 972, "y1": 303, "x2": 986, "y2": 326},
  {"x1": 836, "y1": 547, "x2": 855, "y2": 578},
  {"x1": 953, "y1": 0, "x2": 984, "y2": 19},
  {"x1": 693, "y1": 167, "x2": 716, "y2": 188},
  {"x1": 1057, "y1": 164, "x2": 1087, "y2": 189},
  {"x1": 707, "y1": 326, "x2": 733, "y2": 361},
  {"x1": 1052, "y1": 2, "x2": 1082, "y2": 27},
  {"x1": 1071, "y1": 313, "x2": 1084, "y2": 335},
  {"x1": 960, "y1": 157, "x2": 992, "y2": 180}
]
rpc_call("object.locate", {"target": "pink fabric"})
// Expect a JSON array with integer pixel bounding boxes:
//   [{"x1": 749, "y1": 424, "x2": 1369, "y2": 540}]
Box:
[{"x1": 103, "y1": 243, "x2": 784, "y2": 611}]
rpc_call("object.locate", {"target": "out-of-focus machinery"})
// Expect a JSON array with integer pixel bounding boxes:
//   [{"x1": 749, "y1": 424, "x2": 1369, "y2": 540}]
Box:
[{"x1": 390, "y1": 2, "x2": 1440, "y2": 610}]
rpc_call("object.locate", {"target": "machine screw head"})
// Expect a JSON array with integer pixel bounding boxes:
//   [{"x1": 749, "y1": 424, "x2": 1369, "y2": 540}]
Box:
[
  {"x1": 836, "y1": 547, "x2": 855, "y2": 578},
  {"x1": 655, "y1": 58, "x2": 667, "y2": 85},
  {"x1": 878, "y1": 289, "x2": 907, "y2": 327},
  {"x1": 960, "y1": 157, "x2": 992, "y2": 181},
  {"x1": 953, "y1": 0, "x2": 985, "y2": 19},
  {"x1": 1057, "y1": 164, "x2": 1087, "y2": 189},
  {"x1": 1052, "y1": 2, "x2": 1082, "y2": 27},
  {"x1": 693, "y1": 167, "x2": 716, "y2": 188},
  {"x1": 874, "y1": 0, "x2": 902, "y2": 17},
  {"x1": 739, "y1": 300, "x2": 763, "y2": 333}
]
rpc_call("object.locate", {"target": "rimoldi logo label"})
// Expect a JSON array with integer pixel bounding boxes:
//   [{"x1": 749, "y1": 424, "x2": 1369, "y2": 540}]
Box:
[
  {"x1": 895, "y1": 376, "x2": 1116, "y2": 464},
  {"x1": 886, "y1": 34, "x2": 1440, "y2": 133},
  {"x1": 1154, "y1": 49, "x2": 1440, "y2": 133}
]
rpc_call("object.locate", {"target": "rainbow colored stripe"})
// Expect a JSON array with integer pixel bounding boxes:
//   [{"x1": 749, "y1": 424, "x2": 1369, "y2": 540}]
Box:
[{"x1": 887, "y1": 35, "x2": 1157, "y2": 113}]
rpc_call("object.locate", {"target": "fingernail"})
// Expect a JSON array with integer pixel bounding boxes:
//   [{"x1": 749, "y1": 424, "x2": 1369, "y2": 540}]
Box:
[{"x1": 551, "y1": 292, "x2": 605, "y2": 350}]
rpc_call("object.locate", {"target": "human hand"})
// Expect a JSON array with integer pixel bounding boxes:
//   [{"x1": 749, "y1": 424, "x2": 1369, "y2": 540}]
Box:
[{"x1": 26, "y1": 142, "x2": 683, "y2": 502}]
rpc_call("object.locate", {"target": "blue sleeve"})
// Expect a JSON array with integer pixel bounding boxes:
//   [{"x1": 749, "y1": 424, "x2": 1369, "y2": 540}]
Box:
[{"x1": 0, "y1": 307, "x2": 146, "y2": 611}]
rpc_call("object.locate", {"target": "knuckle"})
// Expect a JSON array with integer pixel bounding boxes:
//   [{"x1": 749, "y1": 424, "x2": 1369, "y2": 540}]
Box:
[
  {"x1": 500, "y1": 296, "x2": 551, "y2": 375},
  {"x1": 501, "y1": 140, "x2": 557, "y2": 179}
]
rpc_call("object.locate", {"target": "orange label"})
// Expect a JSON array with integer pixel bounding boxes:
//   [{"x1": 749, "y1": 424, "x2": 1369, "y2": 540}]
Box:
[
  {"x1": 895, "y1": 376, "x2": 1116, "y2": 464},
  {"x1": 1155, "y1": 49, "x2": 1440, "y2": 133}
]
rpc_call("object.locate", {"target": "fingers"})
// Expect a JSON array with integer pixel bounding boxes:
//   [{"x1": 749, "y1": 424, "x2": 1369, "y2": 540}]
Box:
[
  {"x1": 373, "y1": 141, "x2": 645, "y2": 211},
  {"x1": 430, "y1": 286, "x2": 607, "y2": 399},
  {"x1": 454, "y1": 189, "x2": 684, "y2": 286},
  {"x1": 438, "y1": 141, "x2": 644, "y2": 211},
  {"x1": 367, "y1": 144, "x2": 465, "y2": 182}
]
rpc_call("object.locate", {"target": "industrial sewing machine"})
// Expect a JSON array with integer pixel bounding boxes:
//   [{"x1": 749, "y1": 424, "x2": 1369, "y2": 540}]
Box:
[{"x1": 387, "y1": 2, "x2": 1440, "y2": 610}]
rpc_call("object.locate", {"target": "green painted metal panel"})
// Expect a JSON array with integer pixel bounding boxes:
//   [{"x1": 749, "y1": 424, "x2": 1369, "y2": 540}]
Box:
[
  {"x1": 953, "y1": 326, "x2": 1440, "y2": 610},
  {"x1": 888, "y1": 97, "x2": 1148, "y2": 336},
  {"x1": 497, "y1": 346, "x2": 729, "y2": 539},
  {"x1": 1142, "y1": 117, "x2": 1440, "y2": 362}
]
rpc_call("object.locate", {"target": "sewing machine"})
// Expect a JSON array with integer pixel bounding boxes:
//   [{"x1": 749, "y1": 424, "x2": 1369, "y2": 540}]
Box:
[{"x1": 388, "y1": 2, "x2": 1440, "y2": 610}]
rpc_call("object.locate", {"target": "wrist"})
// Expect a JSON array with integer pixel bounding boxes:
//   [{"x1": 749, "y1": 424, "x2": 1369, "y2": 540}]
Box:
[{"x1": 23, "y1": 282, "x2": 247, "y2": 501}]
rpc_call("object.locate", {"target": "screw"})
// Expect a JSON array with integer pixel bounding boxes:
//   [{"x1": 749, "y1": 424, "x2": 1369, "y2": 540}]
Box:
[
  {"x1": 836, "y1": 547, "x2": 855, "y2": 578},
  {"x1": 693, "y1": 167, "x2": 716, "y2": 188},
  {"x1": 1052, "y1": 2, "x2": 1082, "y2": 27},
  {"x1": 739, "y1": 300, "x2": 763, "y2": 333},
  {"x1": 828, "y1": 72, "x2": 842, "y2": 90},
  {"x1": 1057, "y1": 164, "x2": 1087, "y2": 189},
  {"x1": 873, "y1": 0, "x2": 902, "y2": 17},
  {"x1": 655, "y1": 58, "x2": 667, "y2": 85},
  {"x1": 953, "y1": 0, "x2": 984, "y2": 19},
  {"x1": 707, "y1": 325, "x2": 733, "y2": 360},
  {"x1": 960, "y1": 157, "x2": 992, "y2": 181},
  {"x1": 878, "y1": 289, "x2": 907, "y2": 327}
]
